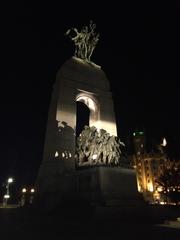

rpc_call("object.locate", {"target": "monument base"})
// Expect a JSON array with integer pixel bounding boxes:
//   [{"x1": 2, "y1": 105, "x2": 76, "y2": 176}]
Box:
[
  {"x1": 76, "y1": 166, "x2": 144, "y2": 206},
  {"x1": 35, "y1": 163, "x2": 144, "y2": 211},
  {"x1": 34, "y1": 159, "x2": 77, "y2": 211}
]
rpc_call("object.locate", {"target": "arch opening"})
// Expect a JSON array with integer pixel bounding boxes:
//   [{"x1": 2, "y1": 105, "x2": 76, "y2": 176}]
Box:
[
  {"x1": 76, "y1": 101, "x2": 90, "y2": 137},
  {"x1": 76, "y1": 93, "x2": 99, "y2": 134}
]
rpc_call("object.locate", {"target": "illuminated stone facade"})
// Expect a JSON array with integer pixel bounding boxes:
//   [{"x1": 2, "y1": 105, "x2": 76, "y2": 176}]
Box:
[
  {"x1": 132, "y1": 131, "x2": 167, "y2": 203},
  {"x1": 133, "y1": 153, "x2": 167, "y2": 203}
]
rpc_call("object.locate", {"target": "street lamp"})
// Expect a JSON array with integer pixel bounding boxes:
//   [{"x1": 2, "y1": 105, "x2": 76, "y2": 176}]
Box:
[
  {"x1": 3, "y1": 177, "x2": 14, "y2": 206},
  {"x1": 20, "y1": 188, "x2": 27, "y2": 206},
  {"x1": 22, "y1": 188, "x2": 27, "y2": 193},
  {"x1": 20, "y1": 188, "x2": 35, "y2": 206},
  {"x1": 7, "y1": 178, "x2": 13, "y2": 184},
  {"x1": 6, "y1": 178, "x2": 14, "y2": 196},
  {"x1": 30, "y1": 188, "x2": 35, "y2": 193},
  {"x1": 30, "y1": 188, "x2": 35, "y2": 204}
]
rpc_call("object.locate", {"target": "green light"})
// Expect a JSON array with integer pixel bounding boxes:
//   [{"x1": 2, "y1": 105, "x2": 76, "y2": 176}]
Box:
[{"x1": 133, "y1": 131, "x2": 144, "y2": 136}]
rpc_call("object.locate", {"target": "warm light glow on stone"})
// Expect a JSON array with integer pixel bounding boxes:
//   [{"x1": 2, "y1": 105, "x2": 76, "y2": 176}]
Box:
[
  {"x1": 99, "y1": 120, "x2": 117, "y2": 136},
  {"x1": 76, "y1": 94, "x2": 98, "y2": 119},
  {"x1": 55, "y1": 151, "x2": 59, "y2": 157},
  {"x1": 137, "y1": 182, "x2": 142, "y2": 192},
  {"x1": 157, "y1": 186, "x2": 163, "y2": 192},
  {"x1": 77, "y1": 96, "x2": 96, "y2": 112},
  {"x1": 148, "y1": 183, "x2": 154, "y2": 192},
  {"x1": 92, "y1": 154, "x2": 97, "y2": 160},
  {"x1": 161, "y1": 138, "x2": 167, "y2": 147}
]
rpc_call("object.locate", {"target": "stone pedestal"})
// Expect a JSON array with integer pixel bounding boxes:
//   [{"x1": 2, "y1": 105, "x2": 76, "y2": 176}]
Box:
[
  {"x1": 76, "y1": 166, "x2": 144, "y2": 206},
  {"x1": 35, "y1": 164, "x2": 144, "y2": 210}
]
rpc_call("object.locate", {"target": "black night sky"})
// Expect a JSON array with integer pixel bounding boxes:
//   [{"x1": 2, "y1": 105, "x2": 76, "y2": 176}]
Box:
[{"x1": 1, "y1": 2, "x2": 180, "y2": 188}]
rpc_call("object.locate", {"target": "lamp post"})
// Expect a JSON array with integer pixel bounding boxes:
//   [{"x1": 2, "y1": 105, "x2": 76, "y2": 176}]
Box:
[
  {"x1": 21, "y1": 188, "x2": 27, "y2": 206},
  {"x1": 20, "y1": 188, "x2": 35, "y2": 206},
  {"x1": 3, "y1": 177, "x2": 14, "y2": 206},
  {"x1": 29, "y1": 188, "x2": 35, "y2": 204}
]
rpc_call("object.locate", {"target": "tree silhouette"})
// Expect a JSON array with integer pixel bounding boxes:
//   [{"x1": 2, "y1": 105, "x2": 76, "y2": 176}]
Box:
[{"x1": 155, "y1": 160, "x2": 180, "y2": 204}]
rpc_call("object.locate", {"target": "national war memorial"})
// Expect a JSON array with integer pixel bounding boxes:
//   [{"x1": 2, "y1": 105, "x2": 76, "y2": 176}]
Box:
[{"x1": 35, "y1": 21, "x2": 143, "y2": 210}]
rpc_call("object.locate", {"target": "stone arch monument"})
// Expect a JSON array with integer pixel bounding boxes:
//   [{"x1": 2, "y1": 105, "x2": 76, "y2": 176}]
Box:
[{"x1": 35, "y1": 22, "x2": 142, "y2": 208}]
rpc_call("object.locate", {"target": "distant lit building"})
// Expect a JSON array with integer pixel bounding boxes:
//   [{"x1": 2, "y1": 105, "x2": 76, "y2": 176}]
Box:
[
  {"x1": 132, "y1": 131, "x2": 167, "y2": 203},
  {"x1": 133, "y1": 153, "x2": 167, "y2": 202}
]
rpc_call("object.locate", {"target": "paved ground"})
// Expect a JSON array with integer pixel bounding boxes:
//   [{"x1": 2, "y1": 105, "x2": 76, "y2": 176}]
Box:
[
  {"x1": 158, "y1": 220, "x2": 180, "y2": 229},
  {"x1": 0, "y1": 205, "x2": 180, "y2": 239}
]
